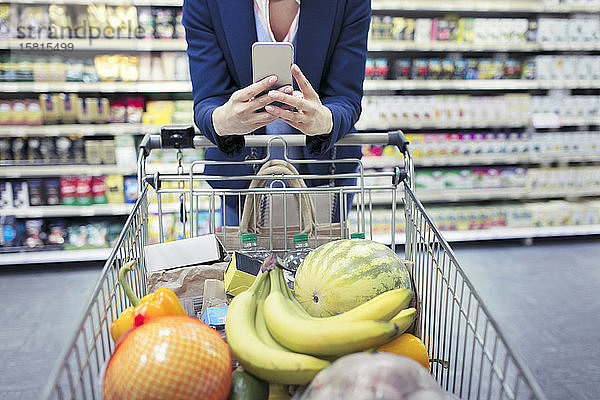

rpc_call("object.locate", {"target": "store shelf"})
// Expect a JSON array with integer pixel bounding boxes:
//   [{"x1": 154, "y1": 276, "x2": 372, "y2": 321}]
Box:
[
  {"x1": 372, "y1": 224, "x2": 600, "y2": 245},
  {"x1": 0, "y1": 248, "x2": 111, "y2": 266},
  {"x1": 0, "y1": 164, "x2": 137, "y2": 178},
  {"x1": 363, "y1": 154, "x2": 600, "y2": 169},
  {"x1": 371, "y1": 0, "x2": 600, "y2": 13},
  {"x1": 1, "y1": 204, "x2": 134, "y2": 218},
  {"x1": 3, "y1": 39, "x2": 186, "y2": 52},
  {"x1": 368, "y1": 41, "x2": 600, "y2": 53},
  {"x1": 363, "y1": 79, "x2": 600, "y2": 91},
  {"x1": 367, "y1": 188, "x2": 600, "y2": 204},
  {"x1": 0, "y1": 81, "x2": 192, "y2": 93},
  {"x1": 11, "y1": 0, "x2": 183, "y2": 5},
  {"x1": 0, "y1": 124, "x2": 163, "y2": 137}
]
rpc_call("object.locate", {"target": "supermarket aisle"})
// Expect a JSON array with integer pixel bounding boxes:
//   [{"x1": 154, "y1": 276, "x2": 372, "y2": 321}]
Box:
[
  {"x1": 453, "y1": 238, "x2": 600, "y2": 400},
  {"x1": 0, "y1": 263, "x2": 101, "y2": 400}
]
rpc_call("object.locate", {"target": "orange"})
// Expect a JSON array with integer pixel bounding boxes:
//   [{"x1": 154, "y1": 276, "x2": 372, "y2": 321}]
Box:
[
  {"x1": 376, "y1": 333, "x2": 430, "y2": 371},
  {"x1": 104, "y1": 315, "x2": 232, "y2": 400}
]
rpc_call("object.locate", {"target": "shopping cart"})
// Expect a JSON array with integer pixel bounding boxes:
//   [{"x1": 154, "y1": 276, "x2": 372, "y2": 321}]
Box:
[{"x1": 41, "y1": 128, "x2": 547, "y2": 400}]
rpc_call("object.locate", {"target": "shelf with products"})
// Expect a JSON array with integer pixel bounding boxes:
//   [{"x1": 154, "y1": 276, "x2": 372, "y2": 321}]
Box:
[
  {"x1": 363, "y1": 79, "x2": 600, "y2": 91},
  {"x1": 368, "y1": 40, "x2": 600, "y2": 53},
  {"x1": 371, "y1": 0, "x2": 600, "y2": 13},
  {"x1": 0, "y1": 247, "x2": 112, "y2": 265},
  {"x1": 7, "y1": 0, "x2": 183, "y2": 6},
  {"x1": 1, "y1": 203, "x2": 134, "y2": 218},
  {"x1": 0, "y1": 164, "x2": 137, "y2": 178},
  {"x1": 0, "y1": 81, "x2": 193, "y2": 93},
  {"x1": 357, "y1": 93, "x2": 600, "y2": 130},
  {"x1": 355, "y1": 198, "x2": 600, "y2": 244},
  {"x1": 1, "y1": 39, "x2": 187, "y2": 52},
  {"x1": 0, "y1": 123, "x2": 163, "y2": 137}
]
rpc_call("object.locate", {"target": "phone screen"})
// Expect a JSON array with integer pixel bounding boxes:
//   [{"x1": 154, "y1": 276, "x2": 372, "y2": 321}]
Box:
[{"x1": 252, "y1": 42, "x2": 294, "y2": 109}]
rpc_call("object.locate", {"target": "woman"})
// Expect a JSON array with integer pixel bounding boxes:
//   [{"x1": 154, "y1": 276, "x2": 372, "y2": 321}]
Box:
[{"x1": 182, "y1": 0, "x2": 371, "y2": 225}]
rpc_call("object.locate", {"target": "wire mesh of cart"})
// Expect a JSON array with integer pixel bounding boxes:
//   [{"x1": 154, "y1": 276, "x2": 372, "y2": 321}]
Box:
[{"x1": 41, "y1": 127, "x2": 547, "y2": 400}]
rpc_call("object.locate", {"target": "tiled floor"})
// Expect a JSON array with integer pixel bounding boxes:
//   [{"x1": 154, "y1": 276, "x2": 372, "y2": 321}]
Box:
[{"x1": 1, "y1": 237, "x2": 599, "y2": 399}]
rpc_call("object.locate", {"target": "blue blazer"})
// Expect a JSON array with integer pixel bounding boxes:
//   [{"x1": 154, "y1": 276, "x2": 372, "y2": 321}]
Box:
[{"x1": 182, "y1": 0, "x2": 371, "y2": 189}]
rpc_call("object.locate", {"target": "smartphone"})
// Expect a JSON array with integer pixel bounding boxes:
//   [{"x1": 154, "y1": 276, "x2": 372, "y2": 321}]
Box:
[{"x1": 252, "y1": 42, "x2": 294, "y2": 108}]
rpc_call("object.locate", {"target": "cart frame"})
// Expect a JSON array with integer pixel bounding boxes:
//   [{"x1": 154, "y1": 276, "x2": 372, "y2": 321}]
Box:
[{"x1": 41, "y1": 129, "x2": 547, "y2": 400}]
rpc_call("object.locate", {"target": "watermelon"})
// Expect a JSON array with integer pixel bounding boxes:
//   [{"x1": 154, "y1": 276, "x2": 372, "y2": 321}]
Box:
[{"x1": 293, "y1": 239, "x2": 412, "y2": 317}]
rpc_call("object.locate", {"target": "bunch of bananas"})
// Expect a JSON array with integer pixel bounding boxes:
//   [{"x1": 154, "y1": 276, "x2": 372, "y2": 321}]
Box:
[{"x1": 225, "y1": 259, "x2": 417, "y2": 385}]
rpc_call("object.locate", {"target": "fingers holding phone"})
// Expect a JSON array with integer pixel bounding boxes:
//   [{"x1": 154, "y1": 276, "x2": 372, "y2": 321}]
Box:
[
  {"x1": 264, "y1": 64, "x2": 333, "y2": 136},
  {"x1": 212, "y1": 75, "x2": 280, "y2": 136}
]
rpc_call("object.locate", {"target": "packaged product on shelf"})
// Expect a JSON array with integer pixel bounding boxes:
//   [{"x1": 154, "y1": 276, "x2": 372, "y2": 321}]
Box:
[
  {"x1": 0, "y1": 182, "x2": 13, "y2": 209},
  {"x1": 84, "y1": 140, "x2": 102, "y2": 164},
  {"x1": 47, "y1": 221, "x2": 66, "y2": 245},
  {"x1": 48, "y1": 4, "x2": 71, "y2": 38},
  {"x1": 126, "y1": 97, "x2": 144, "y2": 123},
  {"x1": 153, "y1": 8, "x2": 174, "y2": 39},
  {"x1": 109, "y1": 100, "x2": 126, "y2": 123},
  {"x1": 92, "y1": 176, "x2": 107, "y2": 204},
  {"x1": 44, "y1": 178, "x2": 61, "y2": 206},
  {"x1": 24, "y1": 100, "x2": 43, "y2": 126},
  {"x1": 82, "y1": 59, "x2": 100, "y2": 83},
  {"x1": 0, "y1": 101, "x2": 10, "y2": 125},
  {"x1": 94, "y1": 55, "x2": 121, "y2": 82},
  {"x1": 96, "y1": 98, "x2": 110, "y2": 123},
  {"x1": 120, "y1": 55, "x2": 139, "y2": 82},
  {"x1": 19, "y1": 6, "x2": 50, "y2": 39},
  {"x1": 114, "y1": 135, "x2": 136, "y2": 167},
  {"x1": 11, "y1": 137, "x2": 26, "y2": 161},
  {"x1": 143, "y1": 101, "x2": 174, "y2": 125},
  {"x1": 414, "y1": 18, "x2": 432, "y2": 42},
  {"x1": 65, "y1": 59, "x2": 85, "y2": 82},
  {"x1": 12, "y1": 181, "x2": 29, "y2": 208},
  {"x1": 175, "y1": 10, "x2": 185, "y2": 39},
  {"x1": 71, "y1": 136, "x2": 85, "y2": 163},
  {"x1": 24, "y1": 219, "x2": 45, "y2": 248},
  {"x1": 76, "y1": 176, "x2": 93, "y2": 206},
  {"x1": 138, "y1": 7, "x2": 154, "y2": 39},
  {"x1": 40, "y1": 94, "x2": 59, "y2": 124},
  {"x1": 124, "y1": 176, "x2": 138, "y2": 204},
  {"x1": 393, "y1": 59, "x2": 411, "y2": 80},
  {"x1": 0, "y1": 4, "x2": 10, "y2": 39},
  {"x1": 10, "y1": 100, "x2": 27, "y2": 125},
  {"x1": 0, "y1": 216, "x2": 18, "y2": 247},
  {"x1": 61, "y1": 94, "x2": 78, "y2": 124},
  {"x1": 26, "y1": 137, "x2": 41, "y2": 161},
  {"x1": 101, "y1": 140, "x2": 117, "y2": 165},
  {"x1": 161, "y1": 52, "x2": 177, "y2": 81},
  {"x1": 105, "y1": 175, "x2": 125, "y2": 204}
]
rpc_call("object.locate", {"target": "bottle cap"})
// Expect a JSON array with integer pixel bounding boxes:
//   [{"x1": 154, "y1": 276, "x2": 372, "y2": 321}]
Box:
[
  {"x1": 351, "y1": 232, "x2": 365, "y2": 239},
  {"x1": 293, "y1": 233, "x2": 308, "y2": 243},
  {"x1": 242, "y1": 233, "x2": 257, "y2": 243}
]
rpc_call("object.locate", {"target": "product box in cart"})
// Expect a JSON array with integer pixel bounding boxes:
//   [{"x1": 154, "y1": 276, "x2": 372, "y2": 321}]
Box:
[{"x1": 144, "y1": 234, "x2": 228, "y2": 317}]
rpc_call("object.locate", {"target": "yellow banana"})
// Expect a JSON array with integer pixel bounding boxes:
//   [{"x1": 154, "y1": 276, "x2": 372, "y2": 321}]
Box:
[
  {"x1": 225, "y1": 271, "x2": 330, "y2": 385},
  {"x1": 281, "y1": 268, "x2": 413, "y2": 323},
  {"x1": 390, "y1": 307, "x2": 417, "y2": 335},
  {"x1": 264, "y1": 268, "x2": 399, "y2": 357},
  {"x1": 254, "y1": 274, "x2": 290, "y2": 352}
]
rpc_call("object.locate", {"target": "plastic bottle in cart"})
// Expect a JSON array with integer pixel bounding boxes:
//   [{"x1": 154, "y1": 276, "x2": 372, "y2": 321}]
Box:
[
  {"x1": 240, "y1": 233, "x2": 270, "y2": 262},
  {"x1": 283, "y1": 233, "x2": 313, "y2": 289},
  {"x1": 351, "y1": 232, "x2": 365, "y2": 239}
]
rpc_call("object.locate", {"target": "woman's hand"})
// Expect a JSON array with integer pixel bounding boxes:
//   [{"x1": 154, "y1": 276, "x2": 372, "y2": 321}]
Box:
[
  {"x1": 212, "y1": 76, "x2": 282, "y2": 136},
  {"x1": 264, "y1": 64, "x2": 333, "y2": 136}
]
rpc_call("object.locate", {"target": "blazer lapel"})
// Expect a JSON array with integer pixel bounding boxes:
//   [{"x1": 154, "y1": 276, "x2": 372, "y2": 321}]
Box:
[
  {"x1": 296, "y1": 0, "x2": 337, "y2": 91},
  {"x1": 215, "y1": 0, "x2": 257, "y2": 88}
]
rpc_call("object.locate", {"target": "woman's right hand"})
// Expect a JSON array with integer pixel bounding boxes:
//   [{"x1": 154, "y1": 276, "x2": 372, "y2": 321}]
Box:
[{"x1": 212, "y1": 75, "x2": 285, "y2": 136}]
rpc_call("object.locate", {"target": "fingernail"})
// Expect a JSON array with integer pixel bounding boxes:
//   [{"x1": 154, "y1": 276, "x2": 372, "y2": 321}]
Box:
[
  {"x1": 269, "y1": 75, "x2": 277, "y2": 83},
  {"x1": 292, "y1": 64, "x2": 299, "y2": 73},
  {"x1": 268, "y1": 91, "x2": 281, "y2": 99},
  {"x1": 265, "y1": 105, "x2": 274, "y2": 112},
  {"x1": 284, "y1": 86, "x2": 293, "y2": 94}
]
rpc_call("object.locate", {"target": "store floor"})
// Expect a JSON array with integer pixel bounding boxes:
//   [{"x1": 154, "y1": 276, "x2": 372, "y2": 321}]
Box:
[{"x1": 1, "y1": 238, "x2": 599, "y2": 400}]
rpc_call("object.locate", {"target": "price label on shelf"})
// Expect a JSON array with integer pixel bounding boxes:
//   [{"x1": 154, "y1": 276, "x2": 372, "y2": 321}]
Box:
[{"x1": 531, "y1": 113, "x2": 561, "y2": 129}]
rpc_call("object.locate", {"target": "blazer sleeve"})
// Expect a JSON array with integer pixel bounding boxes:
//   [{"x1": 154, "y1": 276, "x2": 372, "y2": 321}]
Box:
[
  {"x1": 307, "y1": 0, "x2": 371, "y2": 157},
  {"x1": 182, "y1": 0, "x2": 244, "y2": 156}
]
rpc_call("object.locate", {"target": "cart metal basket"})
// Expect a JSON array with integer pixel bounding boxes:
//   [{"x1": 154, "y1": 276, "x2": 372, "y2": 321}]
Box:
[{"x1": 41, "y1": 129, "x2": 547, "y2": 400}]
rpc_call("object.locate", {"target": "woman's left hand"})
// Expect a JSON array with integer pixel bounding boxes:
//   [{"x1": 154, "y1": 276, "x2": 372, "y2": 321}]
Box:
[{"x1": 265, "y1": 64, "x2": 333, "y2": 136}]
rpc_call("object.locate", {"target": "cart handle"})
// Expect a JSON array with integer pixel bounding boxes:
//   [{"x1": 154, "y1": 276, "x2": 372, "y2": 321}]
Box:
[{"x1": 139, "y1": 126, "x2": 410, "y2": 156}]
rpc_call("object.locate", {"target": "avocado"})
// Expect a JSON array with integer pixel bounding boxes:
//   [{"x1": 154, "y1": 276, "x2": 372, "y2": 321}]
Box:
[{"x1": 228, "y1": 369, "x2": 269, "y2": 400}]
